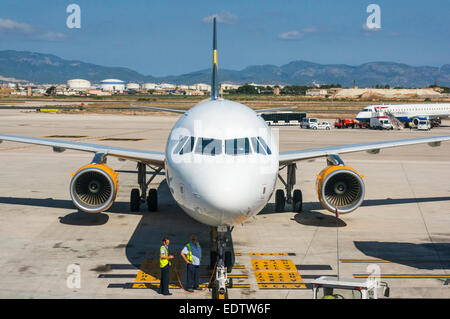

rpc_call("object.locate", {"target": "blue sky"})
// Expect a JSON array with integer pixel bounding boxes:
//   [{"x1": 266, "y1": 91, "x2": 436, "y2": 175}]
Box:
[{"x1": 0, "y1": 0, "x2": 449, "y2": 76}]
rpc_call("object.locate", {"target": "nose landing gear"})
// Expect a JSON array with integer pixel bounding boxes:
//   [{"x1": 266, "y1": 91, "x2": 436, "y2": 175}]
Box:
[
  {"x1": 129, "y1": 162, "x2": 162, "y2": 212},
  {"x1": 210, "y1": 226, "x2": 233, "y2": 299}
]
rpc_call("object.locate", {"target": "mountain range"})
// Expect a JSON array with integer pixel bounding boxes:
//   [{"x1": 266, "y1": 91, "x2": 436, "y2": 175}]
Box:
[{"x1": 1, "y1": 50, "x2": 449, "y2": 87}]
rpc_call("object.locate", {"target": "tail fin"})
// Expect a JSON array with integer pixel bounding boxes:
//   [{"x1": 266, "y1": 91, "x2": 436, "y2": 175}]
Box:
[{"x1": 211, "y1": 17, "x2": 219, "y2": 100}]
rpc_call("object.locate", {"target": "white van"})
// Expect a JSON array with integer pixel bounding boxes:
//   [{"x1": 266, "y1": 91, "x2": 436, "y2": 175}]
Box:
[
  {"x1": 300, "y1": 117, "x2": 318, "y2": 129},
  {"x1": 370, "y1": 117, "x2": 393, "y2": 130},
  {"x1": 417, "y1": 120, "x2": 431, "y2": 131}
]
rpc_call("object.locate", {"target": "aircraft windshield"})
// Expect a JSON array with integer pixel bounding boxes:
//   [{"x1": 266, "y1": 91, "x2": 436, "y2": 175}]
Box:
[
  {"x1": 257, "y1": 137, "x2": 272, "y2": 155},
  {"x1": 174, "y1": 136, "x2": 195, "y2": 155},
  {"x1": 225, "y1": 138, "x2": 251, "y2": 156},
  {"x1": 195, "y1": 138, "x2": 222, "y2": 156}
]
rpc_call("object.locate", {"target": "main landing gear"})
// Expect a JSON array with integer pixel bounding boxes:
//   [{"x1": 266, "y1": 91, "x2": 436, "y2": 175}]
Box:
[
  {"x1": 209, "y1": 226, "x2": 233, "y2": 299},
  {"x1": 275, "y1": 163, "x2": 303, "y2": 213},
  {"x1": 130, "y1": 162, "x2": 162, "y2": 212}
]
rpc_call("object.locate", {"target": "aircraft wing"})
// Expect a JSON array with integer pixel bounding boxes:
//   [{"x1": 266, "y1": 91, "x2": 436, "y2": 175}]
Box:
[
  {"x1": 0, "y1": 134, "x2": 165, "y2": 167},
  {"x1": 279, "y1": 135, "x2": 450, "y2": 164}
]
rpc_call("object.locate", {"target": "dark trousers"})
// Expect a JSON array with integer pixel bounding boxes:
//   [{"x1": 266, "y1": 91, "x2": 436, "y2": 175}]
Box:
[
  {"x1": 160, "y1": 265, "x2": 170, "y2": 295},
  {"x1": 186, "y1": 263, "x2": 200, "y2": 289}
]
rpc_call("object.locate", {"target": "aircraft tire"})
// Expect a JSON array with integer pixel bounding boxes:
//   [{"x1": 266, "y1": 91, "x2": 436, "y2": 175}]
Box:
[
  {"x1": 275, "y1": 189, "x2": 285, "y2": 212},
  {"x1": 130, "y1": 188, "x2": 140, "y2": 212},
  {"x1": 293, "y1": 189, "x2": 303, "y2": 213}
]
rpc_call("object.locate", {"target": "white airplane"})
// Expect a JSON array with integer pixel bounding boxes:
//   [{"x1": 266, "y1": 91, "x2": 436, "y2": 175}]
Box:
[
  {"x1": 1, "y1": 18, "x2": 450, "y2": 296},
  {"x1": 356, "y1": 103, "x2": 450, "y2": 126}
]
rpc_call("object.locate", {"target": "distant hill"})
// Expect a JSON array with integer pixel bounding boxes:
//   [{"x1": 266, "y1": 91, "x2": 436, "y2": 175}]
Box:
[{"x1": 0, "y1": 50, "x2": 449, "y2": 87}]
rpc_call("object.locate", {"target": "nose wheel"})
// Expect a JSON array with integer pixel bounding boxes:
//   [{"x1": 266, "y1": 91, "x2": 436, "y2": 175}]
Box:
[
  {"x1": 129, "y1": 163, "x2": 162, "y2": 212},
  {"x1": 210, "y1": 226, "x2": 233, "y2": 299}
]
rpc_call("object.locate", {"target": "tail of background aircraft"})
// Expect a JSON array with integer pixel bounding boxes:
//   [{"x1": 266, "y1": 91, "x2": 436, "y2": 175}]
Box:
[{"x1": 211, "y1": 17, "x2": 219, "y2": 100}]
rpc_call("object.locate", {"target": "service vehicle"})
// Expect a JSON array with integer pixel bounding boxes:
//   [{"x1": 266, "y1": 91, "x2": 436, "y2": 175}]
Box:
[
  {"x1": 300, "y1": 117, "x2": 319, "y2": 129},
  {"x1": 312, "y1": 121, "x2": 331, "y2": 130},
  {"x1": 417, "y1": 119, "x2": 431, "y2": 130},
  {"x1": 312, "y1": 276, "x2": 390, "y2": 299},
  {"x1": 370, "y1": 117, "x2": 393, "y2": 130},
  {"x1": 334, "y1": 118, "x2": 355, "y2": 129}
]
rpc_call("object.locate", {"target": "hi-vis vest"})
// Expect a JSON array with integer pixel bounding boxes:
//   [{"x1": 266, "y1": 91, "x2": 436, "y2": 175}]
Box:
[
  {"x1": 186, "y1": 242, "x2": 201, "y2": 263},
  {"x1": 160, "y1": 245, "x2": 171, "y2": 268}
]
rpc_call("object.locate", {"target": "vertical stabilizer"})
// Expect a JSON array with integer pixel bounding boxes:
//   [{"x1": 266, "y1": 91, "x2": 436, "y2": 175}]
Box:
[{"x1": 211, "y1": 17, "x2": 219, "y2": 100}]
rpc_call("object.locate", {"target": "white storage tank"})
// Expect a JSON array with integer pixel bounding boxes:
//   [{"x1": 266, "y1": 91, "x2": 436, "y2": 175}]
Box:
[
  {"x1": 100, "y1": 79, "x2": 125, "y2": 92},
  {"x1": 143, "y1": 83, "x2": 158, "y2": 90},
  {"x1": 67, "y1": 79, "x2": 91, "y2": 90},
  {"x1": 126, "y1": 83, "x2": 140, "y2": 90}
]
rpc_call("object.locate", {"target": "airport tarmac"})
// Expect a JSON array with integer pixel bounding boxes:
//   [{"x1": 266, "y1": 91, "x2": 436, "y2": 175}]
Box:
[{"x1": 0, "y1": 109, "x2": 449, "y2": 299}]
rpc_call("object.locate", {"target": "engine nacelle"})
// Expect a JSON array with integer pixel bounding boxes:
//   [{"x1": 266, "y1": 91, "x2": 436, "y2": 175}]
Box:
[
  {"x1": 316, "y1": 165, "x2": 365, "y2": 214},
  {"x1": 70, "y1": 164, "x2": 119, "y2": 213}
]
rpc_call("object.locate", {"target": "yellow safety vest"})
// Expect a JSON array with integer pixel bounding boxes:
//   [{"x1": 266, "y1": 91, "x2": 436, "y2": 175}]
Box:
[
  {"x1": 186, "y1": 242, "x2": 201, "y2": 263},
  {"x1": 160, "y1": 245, "x2": 171, "y2": 268}
]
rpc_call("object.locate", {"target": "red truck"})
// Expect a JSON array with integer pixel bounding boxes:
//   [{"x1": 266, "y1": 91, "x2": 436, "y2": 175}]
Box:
[{"x1": 334, "y1": 118, "x2": 355, "y2": 129}]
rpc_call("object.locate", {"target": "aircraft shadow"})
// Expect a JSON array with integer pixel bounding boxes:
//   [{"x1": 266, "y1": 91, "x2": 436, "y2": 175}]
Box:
[{"x1": 354, "y1": 241, "x2": 450, "y2": 270}]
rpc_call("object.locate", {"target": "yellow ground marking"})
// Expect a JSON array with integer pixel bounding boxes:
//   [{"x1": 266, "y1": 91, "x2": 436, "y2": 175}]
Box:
[
  {"x1": 38, "y1": 109, "x2": 59, "y2": 112},
  {"x1": 232, "y1": 265, "x2": 246, "y2": 269},
  {"x1": 131, "y1": 283, "x2": 181, "y2": 289},
  {"x1": 249, "y1": 253, "x2": 291, "y2": 256},
  {"x1": 251, "y1": 259, "x2": 297, "y2": 271},
  {"x1": 255, "y1": 271, "x2": 303, "y2": 284},
  {"x1": 227, "y1": 274, "x2": 248, "y2": 279},
  {"x1": 257, "y1": 283, "x2": 307, "y2": 289},
  {"x1": 135, "y1": 257, "x2": 185, "y2": 282}
]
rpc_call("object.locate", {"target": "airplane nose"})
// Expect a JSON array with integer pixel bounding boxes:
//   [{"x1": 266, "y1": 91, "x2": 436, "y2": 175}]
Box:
[{"x1": 190, "y1": 164, "x2": 270, "y2": 224}]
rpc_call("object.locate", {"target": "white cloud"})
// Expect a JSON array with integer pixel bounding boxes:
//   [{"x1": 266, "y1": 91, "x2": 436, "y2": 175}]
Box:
[
  {"x1": 38, "y1": 31, "x2": 67, "y2": 42},
  {"x1": 202, "y1": 11, "x2": 238, "y2": 24},
  {"x1": 0, "y1": 18, "x2": 33, "y2": 33},
  {"x1": 0, "y1": 17, "x2": 66, "y2": 41},
  {"x1": 278, "y1": 26, "x2": 318, "y2": 40}
]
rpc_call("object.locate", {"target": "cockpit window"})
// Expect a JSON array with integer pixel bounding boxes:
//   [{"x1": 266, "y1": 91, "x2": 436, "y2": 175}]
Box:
[
  {"x1": 251, "y1": 137, "x2": 267, "y2": 155},
  {"x1": 225, "y1": 138, "x2": 251, "y2": 156},
  {"x1": 173, "y1": 136, "x2": 188, "y2": 154},
  {"x1": 175, "y1": 136, "x2": 195, "y2": 155},
  {"x1": 257, "y1": 137, "x2": 272, "y2": 155},
  {"x1": 195, "y1": 138, "x2": 222, "y2": 156}
]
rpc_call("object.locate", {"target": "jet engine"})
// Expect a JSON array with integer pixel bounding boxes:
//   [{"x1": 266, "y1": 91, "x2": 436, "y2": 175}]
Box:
[
  {"x1": 316, "y1": 165, "x2": 365, "y2": 214},
  {"x1": 70, "y1": 164, "x2": 119, "y2": 213}
]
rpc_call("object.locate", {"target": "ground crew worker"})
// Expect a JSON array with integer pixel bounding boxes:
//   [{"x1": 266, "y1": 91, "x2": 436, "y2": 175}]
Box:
[
  {"x1": 159, "y1": 237, "x2": 174, "y2": 296},
  {"x1": 409, "y1": 121, "x2": 412, "y2": 130},
  {"x1": 181, "y1": 234, "x2": 202, "y2": 292}
]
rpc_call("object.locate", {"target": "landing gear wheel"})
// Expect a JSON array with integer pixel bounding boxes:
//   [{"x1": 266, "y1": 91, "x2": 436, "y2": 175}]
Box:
[
  {"x1": 147, "y1": 188, "x2": 158, "y2": 212},
  {"x1": 224, "y1": 251, "x2": 232, "y2": 273},
  {"x1": 275, "y1": 189, "x2": 285, "y2": 212},
  {"x1": 292, "y1": 189, "x2": 303, "y2": 213},
  {"x1": 130, "y1": 188, "x2": 140, "y2": 212}
]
